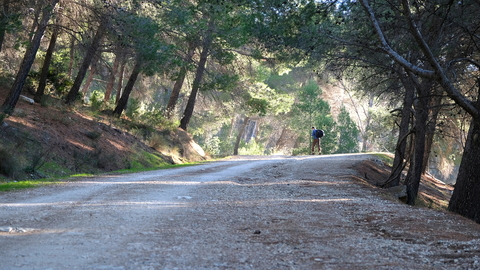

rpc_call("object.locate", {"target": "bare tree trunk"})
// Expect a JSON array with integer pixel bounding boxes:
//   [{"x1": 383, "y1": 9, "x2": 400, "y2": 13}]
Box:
[
  {"x1": 383, "y1": 72, "x2": 415, "y2": 188},
  {"x1": 115, "y1": 60, "x2": 126, "y2": 104},
  {"x1": 449, "y1": 119, "x2": 480, "y2": 223},
  {"x1": 422, "y1": 86, "x2": 443, "y2": 173},
  {"x1": 362, "y1": 95, "x2": 374, "y2": 152},
  {"x1": 104, "y1": 53, "x2": 120, "y2": 102},
  {"x1": 113, "y1": 59, "x2": 141, "y2": 117},
  {"x1": 65, "y1": 21, "x2": 105, "y2": 105},
  {"x1": 449, "y1": 80, "x2": 480, "y2": 223},
  {"x1": 35, "y1": 21, "x2": 60, "y2": 103},
  {"x1": 1, "y1": 0, "x2": 59, "y2": 115},
  {"x1": 405, "y1": 81, "x2": 430, "y2": 205},
  {"x1": 28, "y1": 1, "x2": 42, "y2": 41},
  {"x1": 68, "y1": 35, "x2": 75, "y2": 77},
  {"x1": 0, "y1": 0, "x2": 11, "y2": 52},
  {"x1": 81, "y1": 55, "x2": 99, "y2": 98},
  {"x1": 233, "y1": 116, "x2": 249, "y2": 155},
  {"x1": 165, "y1": 43, "x2": 196, "y2": 119},
  {"x1": 179, "y1": 19, "x2": 214, "y2": 131}
]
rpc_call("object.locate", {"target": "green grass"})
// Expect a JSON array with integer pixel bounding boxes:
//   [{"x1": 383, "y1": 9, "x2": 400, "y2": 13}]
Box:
[
  {"x1": 0, "y1": 161, "x2": 207, "y2": 192},
  {"x1": 370, "y1": 152, "x2": 394, "y2": 166},
  {"x1": 114, "y1": 161, "x2": 203, "y2": 174},
  {"x1": 0, "y1": 179, "x2": 60, "y2": 192}
]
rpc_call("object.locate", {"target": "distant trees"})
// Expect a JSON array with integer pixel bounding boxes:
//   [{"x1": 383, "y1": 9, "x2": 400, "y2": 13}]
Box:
[
  {"x1": 291, "y1": 80, "x2": 337, "y2": 154},
  {"x1": 336, "y1": 106, "x2": 359, "y2": 154}
]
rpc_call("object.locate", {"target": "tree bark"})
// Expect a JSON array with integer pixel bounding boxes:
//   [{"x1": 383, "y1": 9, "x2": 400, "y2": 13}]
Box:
[
  {"x1": 179, "y1": 19, "x2": 214, "y2": 131},
  {"x1": 383, "y1": 73, "x2": 415, "y2": 188},
  {"x1": 233, "y1": 116, "x2": 249, "y2": 155},
  {"x1": 35, "y1": 23, "x2": 60, "y2": 103},
  {"x1": 404, "y1": 80, "x2": 431, "y2": 205},
  {"x1": 115, "y1": 60, "x2": 126, "y2": 104},
  {"x1": 81, "y1": 55, "x2": 99, "y2": 98},
  {"x1": 448, "y1": 81, "x2": 480, "y2": 223},
  {"x1": 165, "y1": 43, "x2": 196, "y2": 119},
  {"x1": 113, "y1": 59, "x2": 142, "y2": 117},
  {"x1": 448, "y1": 118, "x2": 480, "y2": 222},
  {"x1": 1, "y1": 0, "x2": 59, "y2": 115},
  {"x1": 68, "y1": 35, "x2": 75, "y2": 77},
  {"x1": 65, "y1": 21, "x2": 105, "y2": 105},
  {"x1": 422, "y1": 86, "x2": 443, "y2": 173},
  {"x1": 104, "y1": 53, "x2": 121, "y2": 102}
]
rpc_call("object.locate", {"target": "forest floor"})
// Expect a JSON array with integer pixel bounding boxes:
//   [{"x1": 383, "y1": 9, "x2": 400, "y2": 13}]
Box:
[
  {"x1": 1, "y1": 154, "x2": 479, "y2": 270},
  {"x1": 0, "y1": 88, "x2": 207, "y2": 182}
]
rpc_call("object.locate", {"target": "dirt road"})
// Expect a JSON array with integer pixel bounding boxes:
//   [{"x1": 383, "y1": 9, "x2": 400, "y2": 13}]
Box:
[{"x1": 1, "y1": 154, "x2": 480, "y2": 270}]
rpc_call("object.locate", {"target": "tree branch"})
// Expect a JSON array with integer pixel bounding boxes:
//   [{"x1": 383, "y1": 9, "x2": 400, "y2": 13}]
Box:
[
  {"x1": 399, "y1": 0, "x2": 480, "y2": 120},
  {"x1": 359, "y1": 0, "x2": 435, "y2": 79}
]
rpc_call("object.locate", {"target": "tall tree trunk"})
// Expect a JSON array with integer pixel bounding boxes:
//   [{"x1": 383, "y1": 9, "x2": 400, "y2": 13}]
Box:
[
  {"x1": 233, "y1": 116, "x2": 249, "y2": 155},
  {"x1": 35, "y1": 22, "x2": 60, "y2": 103},
  {"x1": 68, "y1": 35, "x2": 75, "y2": 77},
  {"x1": 362, "y1": 94, "x2": 374, "y2": 152},
  {"x1": 383, "y1": 74, "x2": 415, "y2": 188},
  {"x1": 104, "y1": 53, "x2": 121, "y2": 102},
  {"x1": 422, "y1": 86, "x2": 443, "y2": 173},
  {"x1": 1, "y1": 0, "x2": 59, "y2": 115},
  {"x1": 0, "y1": 0, "x2": 11, "y2": 52},
  {"x1": 179, "y1": 19, "x2": 214, "y2": 131},
  {"x1": 28, "y1": 1, "x2": 42, "y2": 41},
  {"x1": 115, "y1": 60, "x2": 126, "y2": 104},
  {"x1": 113, "y1": 59, "x2": 142, "y2": 117},
  {"x1": 165, "y1": 43, "x2": 196, "y2": 119},
  {"x1": 65, "y1": 21, "x2": 105, "y2": 105},
  {"x1": 81, "y1": 55, "x2": 99, "y2": 98},
  {"x1": 405, "y1": 81, "x2": 431, "y2": 205},
  {"x1": 449, "y1": 81, "x2": 480, "y2": 223}
]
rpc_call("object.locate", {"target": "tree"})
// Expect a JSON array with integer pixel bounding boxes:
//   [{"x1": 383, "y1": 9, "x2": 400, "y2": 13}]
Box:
[
  {"x1": 65, "y1": 18, "x2": 105, "y2": 104},
  {"x1": 359, "y1": 0, "x2": 480, "y2": 218},
  {"x1": 113, "y1": 59, "x2": 141, "y2": 116},
  {"x1": 179, "y1": 17, "x2": 214, "y2": 131},
  {"x1": 292, "y1": 80, "x2": 337, "y2": 154},
  {"x1": 336, "y1": 105, "x2": 359, "y2": 153},
  {"x1": 1, "y1": 0, "x2": 60, "y2": 116},
  {"x1": 34, "y1": 4, "x2": 64, "y2": 103}
]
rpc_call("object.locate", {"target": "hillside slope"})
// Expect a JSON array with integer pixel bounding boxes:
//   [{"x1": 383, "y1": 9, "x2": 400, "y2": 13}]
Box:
[{"x1": 0, "y1": 90, "x2": 207, "y2": 181}]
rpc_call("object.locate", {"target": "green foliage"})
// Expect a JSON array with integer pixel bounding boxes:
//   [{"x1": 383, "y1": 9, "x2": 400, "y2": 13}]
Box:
[
  {"x1": 126, "y1": 98, "x2": 141, "y2": 120},
  {"x1": 139, "y1": 109, "x2": 178, "y2": 130},
  {"x1": 0, "y1": 72, "x2": 13, "y2": 89},
  {"x1": 202, "y1": 73, "x2": 239, "y2": 92},
  {"x1": 336, "y1": 106, "x2": 360, "y2": 154},
  {"x1": 367, "y1": 108, "x2": 397, "y2": 152},
  {"x1": 203, "y1": 136, "x2": 221, "y2": 156},
  {"x1": 0, "y1": 146, "x2": 21, "y2": 178},
  {"x1": 89, "y1": 91, "x2": 104, "y2": 111},
  {"x1": 0, "y1": 180, "x2": 56, "y2": 192},
  {"x1": 291, "y1": 80, "x2": 337, "y2": 154},
  {"x1": 246, "y1": 97, "x2": 269, "y2": 116},
  {"x1": 238, "y1": 140, "x2": 264, "y2": 155},
  {"x1": 27, "y1": 65, "x2": 73, "y2": 97}
]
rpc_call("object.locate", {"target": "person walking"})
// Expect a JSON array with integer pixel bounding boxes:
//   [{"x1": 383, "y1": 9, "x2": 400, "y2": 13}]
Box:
[{"x1": 311, "y1": 126, "x2": 322, "y2": 155}]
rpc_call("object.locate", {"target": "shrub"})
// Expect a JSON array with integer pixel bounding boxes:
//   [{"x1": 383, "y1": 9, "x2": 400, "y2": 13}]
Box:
[
  {"x1": 89, "y1": 91, "x2": 104, "y2": 111},
  {"x1": 0, "y1": 146, "x2": 21, "y2": 178}
]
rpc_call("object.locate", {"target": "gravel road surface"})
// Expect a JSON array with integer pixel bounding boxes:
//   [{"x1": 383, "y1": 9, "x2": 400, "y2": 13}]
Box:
[{"x1": 1, "y1": 154, "x2": 480, "y2": 270}]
